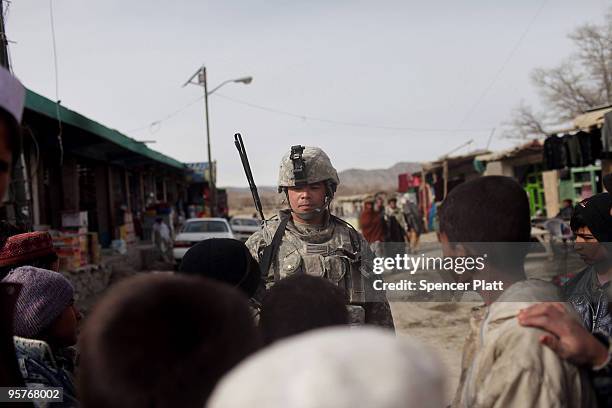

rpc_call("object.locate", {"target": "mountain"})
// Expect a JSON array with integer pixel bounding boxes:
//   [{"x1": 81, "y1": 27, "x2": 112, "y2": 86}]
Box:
[
  {"x1": 336, "y1": 162, "x2": 421, "y2": 194},
  {"x1": 223, "y1": 161, "x2": 421, "y2": 210}
]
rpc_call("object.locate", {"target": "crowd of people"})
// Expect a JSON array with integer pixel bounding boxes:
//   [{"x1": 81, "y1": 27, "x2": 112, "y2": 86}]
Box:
[
  {"x1": 1, "y1": 64, "x2": 612, "y2": 407},
  {"x1": 358, "y1": 193, "x2": 424, "y2": 256}
]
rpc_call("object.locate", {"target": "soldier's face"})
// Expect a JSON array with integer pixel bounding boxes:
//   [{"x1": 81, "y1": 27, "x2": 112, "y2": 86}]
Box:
[{"x1": 287, "y1": 182, "x2": 326, "y2": 213}]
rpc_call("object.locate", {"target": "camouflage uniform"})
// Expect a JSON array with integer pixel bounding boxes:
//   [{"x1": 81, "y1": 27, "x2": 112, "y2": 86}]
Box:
[{"x1": 246, "y1": 146, "x2": 394, "y2": 329}]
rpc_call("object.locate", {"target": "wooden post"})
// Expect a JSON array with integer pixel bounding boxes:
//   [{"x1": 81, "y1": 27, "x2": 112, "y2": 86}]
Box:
[{"x1": 542, "y1": 170, "x2": 560, "y2": 218}]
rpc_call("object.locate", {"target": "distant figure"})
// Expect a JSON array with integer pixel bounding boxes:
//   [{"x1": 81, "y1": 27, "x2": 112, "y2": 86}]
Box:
[
  {"x1": 78, "y1": 274, "x2": 260, "y2": 408},
  {"x1": 403, "y1": 199, "x2": 424, "y2": 253},
  {"x1": 208, "y1": 327, "x2": 445, "y2": 408},
  {"x1": 259, "y1": 275, "x2": 348, "y2": 345},
  {"x1": 152, "y1": 217, "x2": 172, "y2": 263},
  {"x1": 385, "y1": 196, "x2": 408, "y2": 244},
  {"x1": 359, "y1": 195, "x2": 385, "y2": 257},
  {"x1": 555, "y1": 199, "x2": 574, "y2": 220}
]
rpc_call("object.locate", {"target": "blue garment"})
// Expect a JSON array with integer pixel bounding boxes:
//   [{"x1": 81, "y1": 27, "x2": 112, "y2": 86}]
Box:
[{"x1": 13, "y1": 336, "x2": 78, "y2": 407}]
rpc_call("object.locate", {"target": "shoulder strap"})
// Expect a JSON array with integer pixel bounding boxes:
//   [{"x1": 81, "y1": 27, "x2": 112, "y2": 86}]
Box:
[
  {"x1": 260, "y1": 215, "x2": 290, "y2": 282},
  {"x1": 331, "y1": 214, "x2": 361, "y2": 252}
]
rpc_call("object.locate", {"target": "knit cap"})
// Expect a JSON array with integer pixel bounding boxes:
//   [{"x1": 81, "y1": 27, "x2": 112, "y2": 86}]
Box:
[{"x1": 1, "y1": 266, "x2": 74, "y2": 338}]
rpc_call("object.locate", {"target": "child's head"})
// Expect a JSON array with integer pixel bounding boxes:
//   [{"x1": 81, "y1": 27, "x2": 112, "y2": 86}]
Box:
[
  {"x1": 178, "y1": 238, "x2": 261, "y2": 298},
  {"x1": 0, "y1": 232, "x2": 59, "y2": 279},
  {"x1": 439, "y1": 176, "x2": 530, "y2": 243},
  {"x1": 78, "y1": 274, "x2": 261, "y2": 408},
  {"x1": 259, "y1": 274, "x2": 348, "y2": 345},
  {"x1": 1, "y1": 266, "x2": 77, "y2": 347},
  {"x1": 438, "y1": 176, "x2": 531, "y2": 271}
]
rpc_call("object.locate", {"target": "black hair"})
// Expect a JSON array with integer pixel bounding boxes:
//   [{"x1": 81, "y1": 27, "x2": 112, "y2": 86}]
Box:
[
  {"x1": 178, "y1": 238, "x2": 261, "y2": 298},
  {"x1": 570, "y1": 208, "x2": 587, "y2": 233},
  {"x1": 78, "y1": 274, "x2": 260, "y2": 408},
  {"x1": 438, "y1": 176, "x2": 530, "y2": 242},
  {"x1": 604, "y1": 173, "x2": 612, "y2": 193},
  {"x1": 259, "y1": 274, "x2": 348, "y2": 345}
]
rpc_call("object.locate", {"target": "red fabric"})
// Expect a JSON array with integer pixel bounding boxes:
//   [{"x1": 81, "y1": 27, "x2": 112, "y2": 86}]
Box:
[
  {"x1": 359, "y1": 209, "x2": 385, "y2": 243},
  {"x1": 0, "y1": 232, "x2": 56, "y2": 267},
  {"x1": 398, "y1": 174, "x2": 410, "y2": 193}
]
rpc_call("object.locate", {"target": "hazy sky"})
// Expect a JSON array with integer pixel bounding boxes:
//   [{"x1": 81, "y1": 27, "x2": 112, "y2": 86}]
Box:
[{"x1": 7, "y1": 0, "x2": 611, "y2": 186}]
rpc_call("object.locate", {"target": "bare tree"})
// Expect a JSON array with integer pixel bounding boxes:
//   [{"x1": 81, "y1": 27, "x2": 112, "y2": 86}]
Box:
[
  {"x1": 505, "y1": 102, "x2": 548, "y2": 139},
  {"x1": 509, "y1": 11, "x2": 612, "y2": 134}
]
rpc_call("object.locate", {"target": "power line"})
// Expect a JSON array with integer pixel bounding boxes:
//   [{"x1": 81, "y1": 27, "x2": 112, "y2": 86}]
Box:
[
  {"x1": 127, "y1": 91, "x2": 495, "y2": 136},
  {"x1": 214, "y1": 92, "x2": 493, "y2": 133},
  {"x1": 126, "y1": 95, "x2": 204, "y2": 133},
  {"x1": 456, "y1": 0, "x2": 549, "y2": 128}
]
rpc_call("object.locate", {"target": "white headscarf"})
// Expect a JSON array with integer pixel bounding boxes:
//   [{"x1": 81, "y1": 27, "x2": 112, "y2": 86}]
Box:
[{"x1": 207, "y1": 327, "x2": 445, "y2": 408}]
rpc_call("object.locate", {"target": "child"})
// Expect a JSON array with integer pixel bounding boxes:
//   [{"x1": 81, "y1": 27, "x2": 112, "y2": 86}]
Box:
[
  {"x1": 78, "y1": 274, "x2": 261, "y2": 408},
  {"x1": 438, "y1": 176, "x2": 596, "y2": 407},
  {"x1": 2, "y1": 266, "x2": 79, "y2": 406}
]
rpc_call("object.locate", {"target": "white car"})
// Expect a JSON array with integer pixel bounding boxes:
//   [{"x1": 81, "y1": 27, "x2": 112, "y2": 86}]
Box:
[
  {"x1": 229, "y1": 216, "x2": 262, "y2": 242},
  {"x1": 173, "y1": 218, "x2": 235, "y2": 263}
]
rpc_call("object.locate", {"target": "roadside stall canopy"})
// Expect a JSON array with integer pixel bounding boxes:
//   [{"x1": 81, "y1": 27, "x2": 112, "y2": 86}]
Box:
[{"x1": 24, "y1": 89, "x2": 186, "y2": 171}]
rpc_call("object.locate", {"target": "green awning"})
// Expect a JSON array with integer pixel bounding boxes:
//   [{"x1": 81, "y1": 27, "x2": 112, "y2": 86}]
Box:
[{"x1": 25, "y1": 89, "x2": 186, "y2": 170}]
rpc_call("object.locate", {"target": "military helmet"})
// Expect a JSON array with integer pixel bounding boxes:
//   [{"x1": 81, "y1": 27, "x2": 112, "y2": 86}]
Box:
[{"x1": 277, "y1": 145, "x2": 340, "y2": 193}]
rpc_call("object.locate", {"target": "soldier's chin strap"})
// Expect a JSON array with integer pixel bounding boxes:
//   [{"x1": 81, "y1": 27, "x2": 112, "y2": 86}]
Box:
[
  {"x1": 291, "y1": 196, "x2": 331, "y2": 221},
  {"x1": 285, "y1": 185, "x2": 334, "y2": 222}
]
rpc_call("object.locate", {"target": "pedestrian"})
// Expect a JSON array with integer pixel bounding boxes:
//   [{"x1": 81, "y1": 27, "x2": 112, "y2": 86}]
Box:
[
  {"x1": 403, "y1": 198, "x2": 423, "y2": 253},
  {"x1": 2, "y1": 266, "x2": 79, "y2": 405},
  {"x1": 563, "y1": 193, "x2": 612, "y2": 336},
  {"x1": 555, "y1": 198, "x2": 574, "y2": 220},
  {"x1": 439, "y1": 176, "x2": 596, "y2": 407},
  {"x1": 359, "y1": 195, "x2": 385, "y2": 257},
  {"x1": 207, "y1": 327, "x2": 445, "y2": 408},
  {"x1": 259, "y1": 274, "x2": 348, "y2": 344},
  {"x1": 78, "y1": 274, "x2": 260, "y2": 408},
  {"x1": 177, "y1": 238, "x2": 263, "y2": 317},
  {"x1": 245, "y1": 145, "x2": 394, "y2": 328},
  {"x1": 152, "y1": 217, "x2": 172, "y2": 263},
  {"x1": 385, "y1": 196, "x2": 408, "y2": 245}
]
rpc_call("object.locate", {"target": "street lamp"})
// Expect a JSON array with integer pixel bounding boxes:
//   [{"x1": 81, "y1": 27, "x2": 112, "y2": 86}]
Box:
[{"x1": 183, "y1": 66, "x2": 252, "y2": 217}]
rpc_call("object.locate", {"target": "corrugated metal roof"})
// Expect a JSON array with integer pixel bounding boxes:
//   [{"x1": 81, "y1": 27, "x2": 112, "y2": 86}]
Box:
[
  {"x1": 475, "y1": 140, "x2": 543, "y2": 162},
  {"x1": 25, "y1": 89, "x2": 186, "y2": 170},
  {"x1": 573, "y1": 106, "x2": 612, "y2": 130}
]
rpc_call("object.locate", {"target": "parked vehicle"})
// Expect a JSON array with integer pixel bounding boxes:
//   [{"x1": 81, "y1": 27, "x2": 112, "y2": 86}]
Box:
[
  {"x1": 229, "y1": 216, "x2": 261, "y2": 242},
  {"x1": 173, "y1": 218, "x2": 235, "y2": 263}
]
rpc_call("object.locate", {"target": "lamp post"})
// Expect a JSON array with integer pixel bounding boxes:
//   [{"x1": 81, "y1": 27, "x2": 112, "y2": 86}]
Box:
[{"x1": 183, "y1": 66, "x2": 252, "y2": 217}]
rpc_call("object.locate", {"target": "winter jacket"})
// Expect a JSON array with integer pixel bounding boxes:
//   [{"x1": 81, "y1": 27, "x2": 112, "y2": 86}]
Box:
[{"x1": 563, "y1": 266, "x2": 612, "y2": 337}]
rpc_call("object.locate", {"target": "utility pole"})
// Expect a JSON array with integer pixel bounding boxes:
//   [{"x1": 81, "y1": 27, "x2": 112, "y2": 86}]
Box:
[
  {"x1": 183, "y1": 67, "x2": 252, "y2": 217},
  {"x1": 0, "y1": 0, "x2": 8, "y2": 69},
  {"x1": 201, "y1": 67, "x2": 217, "y2": 217}
]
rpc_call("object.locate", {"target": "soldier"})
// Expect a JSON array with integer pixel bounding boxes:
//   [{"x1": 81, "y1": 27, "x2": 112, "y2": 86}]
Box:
[{"x1": 246, "y1": 145, "x2": 394, "y2": 328}]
